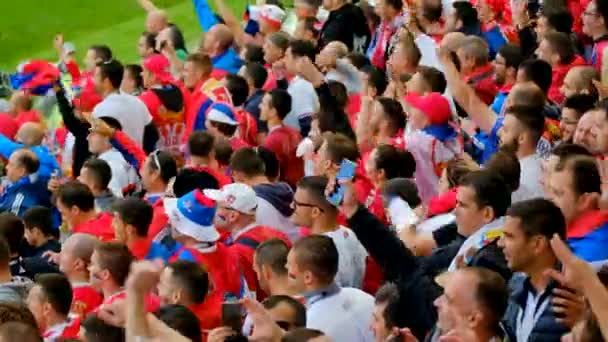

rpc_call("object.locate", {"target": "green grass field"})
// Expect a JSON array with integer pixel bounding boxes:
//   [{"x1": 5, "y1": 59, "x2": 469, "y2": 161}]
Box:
[{"x1": 0, "y1": 0, "x2": 248, "y2": 70}]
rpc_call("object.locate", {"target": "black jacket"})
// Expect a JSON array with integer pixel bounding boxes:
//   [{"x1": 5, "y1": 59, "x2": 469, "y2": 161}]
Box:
[
  {"x1": 347, "y1": 206, "x2": 441, "y2": 340},
  {"x1": 320, "y1": 3, "x2": 370, "y2": 53},
  {"x1": 55, "y1": 87, "x2": 92, "y2": 177}
]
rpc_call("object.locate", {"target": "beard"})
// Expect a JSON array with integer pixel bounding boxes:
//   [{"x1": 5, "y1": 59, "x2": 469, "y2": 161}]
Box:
[{"x1": 499, "y1": 136, "x2": 520, "y2": 155}]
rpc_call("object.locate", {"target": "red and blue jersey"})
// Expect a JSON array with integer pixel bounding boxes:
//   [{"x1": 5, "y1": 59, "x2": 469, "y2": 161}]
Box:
[{"x1": 567, "y1": 210, "x2": 608, "y2": 262}]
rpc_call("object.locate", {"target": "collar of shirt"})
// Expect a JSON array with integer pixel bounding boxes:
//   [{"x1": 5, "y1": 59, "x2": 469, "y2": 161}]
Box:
[
  {"x1": 232, "y1": 223, "x2": 259, "y2": 241},
  {"x1": 103, "y1": 289, "x2": 126, "y2": 305},
  {"x1": 303, "y1": 282, "x2": 340, "y2": 306},
  {"x1": 464, "y1": 63, "x2": 494, "y2": 83},
  {"x1": 71, "y1": 282, "x2": 92, "y2": 289},
  {"x1": 499, "y1": 82, "x2": 514, "y2": 94},
  {"x1": 268, "y1": 124, "x2": 283, "y2": 133},
  {"x1": 43, "y1": 320, "x2": 71, "y2": 339},
  {"x1": 449, "y1": 217, "x2": 505, "y2": 271}
]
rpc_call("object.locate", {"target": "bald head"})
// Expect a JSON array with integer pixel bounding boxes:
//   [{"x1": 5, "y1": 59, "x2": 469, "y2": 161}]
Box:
[
  {"x1": 63, "y1": 233, "x2": 99, "y2": 263},
  {"x1": 146, "y1": 10, "x2": 169, "y2": 34},
  {"x1": 440, "y1": 32, "x2": 466, "y2": 51},
  {"x1": 202, "y1": 24, "x2": 234, "y2": 56},
  {"x1": 16, "y1": 122, "x2": 45, "y2": 147},
  {"x1": 508, "y1": 82, "x2": 546, "y2": 108}
]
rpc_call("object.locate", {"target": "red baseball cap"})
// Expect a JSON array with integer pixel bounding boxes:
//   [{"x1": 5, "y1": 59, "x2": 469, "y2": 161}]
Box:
[
  {"x1": 404, "y1": 92, "x2": 451, "y2": 125},
  {"x1": 143, "y1": 54, "x2": 174, "y2": 84}
]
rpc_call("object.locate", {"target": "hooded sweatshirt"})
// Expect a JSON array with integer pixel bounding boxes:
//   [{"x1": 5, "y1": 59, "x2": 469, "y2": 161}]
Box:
[{"x1": 253, "y1": 183, "x2": 299, "y2": 241}]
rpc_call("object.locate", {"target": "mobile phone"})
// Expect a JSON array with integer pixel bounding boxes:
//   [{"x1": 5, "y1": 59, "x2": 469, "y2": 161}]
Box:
[
  {"x1": 222, "y1": 301, "x2": 243, "y2": 333},
  {"x1": 327, "y1": 159, "x2": 357, "y2": 207}
]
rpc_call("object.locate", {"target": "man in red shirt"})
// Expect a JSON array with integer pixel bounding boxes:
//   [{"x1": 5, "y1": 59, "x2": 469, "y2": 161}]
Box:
[
  {"x1": 55, "y1": 233, "x2": 103, "y2": 318},
  {"x1": 456, "y1": 36, "x2": 498, "y2": 105},
  {"x1": 186, "y1": 131, "x2": 232, "y2": 187},
  {"x1": 88, "y1": 242, "x2": 160, "y2": 312},
  {"x1": 204, "y1": 183, "x2": 289, "y2": 299},
  {"x1": 6, "y1": 92, "x2": 41, "y2": 128},
  {"x1": 260, "y1": 89, "x2": 304, "y2": 188},
  {"x1": 26, "y1": 274, "x2": 80, "y2": 340},
  {"x1": 206, "y1": 102, "x2": 251, "y2": 151},
  {"x1": 226, "y1": 74, "x2": 259, "y2": 146},
  {"x1": 157, "y1": 260, "x2": 212, "y2": 332},
  {"x1": 111, "y1": 197, "x2": 155, "y2": 260},
  {"x1": 73, "y1": 45, "x2": 112, "y2": 112},
  {"x1": 182, "y1": 53, "x2": 213, "y2": 143},
  {"x1": 55, "y1": 181, "x2": 114, "y2": 241},
  {"x1": 139, "y1": 54, "x2": 189, "y2": 152}
]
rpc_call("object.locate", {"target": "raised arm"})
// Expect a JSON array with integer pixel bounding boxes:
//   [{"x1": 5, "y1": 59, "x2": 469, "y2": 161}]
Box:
[
  {"x1": 439, "y1": 48, "x2": 497, "y2": 134},
  {"x1": 137, "y1": 0, "x2": 159, "y2": 13}
]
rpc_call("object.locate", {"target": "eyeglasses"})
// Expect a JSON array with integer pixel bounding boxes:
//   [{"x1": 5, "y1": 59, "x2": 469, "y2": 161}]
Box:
[
  {"x1": 583, "y1": 10, "x2": 599, "y2": 17},
  {"x1": 292, "y1": 199, "x2": 325, "y2": 212}
]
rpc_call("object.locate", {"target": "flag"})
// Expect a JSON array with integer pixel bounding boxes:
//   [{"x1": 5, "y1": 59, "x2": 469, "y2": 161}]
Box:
[{"x1": 9, "y1": 61, "x2": 60, "y2": 96}]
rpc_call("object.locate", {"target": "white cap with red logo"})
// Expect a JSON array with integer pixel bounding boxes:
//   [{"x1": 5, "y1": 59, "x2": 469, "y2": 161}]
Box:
[{"x1": 204, "y1": 183, "x2": 258, "y2": 215}]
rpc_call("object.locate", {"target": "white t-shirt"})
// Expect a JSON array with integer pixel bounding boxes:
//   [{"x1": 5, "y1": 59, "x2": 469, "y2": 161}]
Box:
[
  {"x1": 98, "y1": 148, "x2": 139, "y2": 197},
  {"x1": 324, "y1": 226, "x2": 368, "y2": 289},
  {"x1": 512, "y1": 154, "x2": 544, "y2": 203},
  {"x1": 93, "y1": 92, "x2": 152, "y2": 147},
  {"x1": 285, "y1": 76, "x2": 319, "y2": 131},
  {"x1": 306, "y1": 287, "x2": 375, "y2": 342}
]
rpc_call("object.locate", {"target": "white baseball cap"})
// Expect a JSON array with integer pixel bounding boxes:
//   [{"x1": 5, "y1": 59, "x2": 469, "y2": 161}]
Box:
[
  {"x1": 63, "y1": 42, "x2": 76, "y2": 55},
  {"x1": 204, "y1": 183, "x2": 258, "y2": 215},
  {"x1": 250, "y1": 4, "x2": 285, "y2": 29}
]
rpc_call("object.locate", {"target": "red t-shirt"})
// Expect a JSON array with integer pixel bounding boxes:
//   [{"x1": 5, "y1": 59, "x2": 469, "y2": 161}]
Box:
[
  {"x1": 129, "y1": 238, "x2": 153, "y2": 260},
  {"x1": 148, "y1": 197, "x2": 169, "y2": 242},
  {"x1": 0, "y1": 113, "x2": 19, "y2": 140},
  {"x1": 65, "y1": 60, "x2": 82, "y2": 84},
  {"x1": 229, "y1": 136, "x2": 252, "y2": 151},
  {"x1": 263, "y1": 125, "x2": 303, "y2": 188},
  {"x1": 71, "y1": 283, "x2": 103, "y2": 318},
  {"x1": 72, "y1": 212, "x2": 115, "y2": 242},
  {"x1": 235, "y1": 108, "x2": 259, "y2": 146},
  {"x1": 74, "y1": 71, "x2": 103, "y2": 112},
  {"x1": 97, "y1": 291, "x2": 161, "y2": 313},
  {"x1": 14, "y1": 110, "x2": 41, "y2": 127}
]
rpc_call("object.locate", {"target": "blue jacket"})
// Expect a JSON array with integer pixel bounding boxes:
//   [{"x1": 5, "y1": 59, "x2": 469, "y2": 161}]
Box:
[
  {"x1": 503, "y1": 274, "x2": 569, "y2": 342},
  {"x1": 0, "y1": 174, "x2": 51, "y2": 217},
  {"x1": 0, "y1": 134, "x2": 59, "y2": 181},
  {"x1": 483, "y1": 25, "x2": 508, "y2": 60}
]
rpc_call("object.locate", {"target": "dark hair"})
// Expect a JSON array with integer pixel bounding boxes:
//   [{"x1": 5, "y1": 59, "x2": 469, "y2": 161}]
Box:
[
  {"x1": 263, "y1": 295, "x2": 307, "y2": 328},
  {"x1": 14, "y1": 149, "x2": 39, "y2": 174},
  {"x1": 99, "y1": 116, "x2": 123, "y2": 131},
  {"x1": 0, "y1": 213, "x2": 24, "y2": 256},
  {"x1": 597, "y1": 0, "x2": 608, "y2": 31},
  {"x1": 210, "y1": 121, "x2": 238, "y2": 137},
  {"x1": 167, "y1": 260, "x2": 208, "y2": 304},
  {"x1": 292, "y1": 235, "x2": 338, "y2": 284},
  {"x1": 382, "y1": 178, "x2": 422, "y2": 208},
  {"x1": 460, "y1": 171, "x2": 511, "y2": 218},
  {"x1": 57, "y1": 181, "x2": 95, "y2": 212},
  {"x1": 89, "y1": 45, "x2": 113, "y2": 63},
  {"x1": 498, "y1": 44, "x2": 524, "y2": 70},
  {"x1": 155, "y1": 305, "x2": 202, "y2": 342},
  {"x1": 188, "y1": 131, "x2": 215, "y2": 157},
  {"x1": 243, "y1": 44, "x2": 265, "y2": 64},
  {"x1": 297, "y1": 176, "x2": 334, "y2": 214},
  {"x1": 551, "y1": 143, "x2": 593, "y2": 160},
  {"x1": 97, "y1": 59, "x2": 124, "y2": 89},
  {"x1": 347, "y1": 52, "x2": 371, "y2": 70},
  {"x1": 385, "y1": 0, "x2": 403, "y2": 11},
  {"x1": 281, "y1": 328, "x2": 324, "y2": 342},
  {"x1": 113, "y1": 197, "x2": 153, "y2": 237},
  {"x1": 375, "y1": 283, "x2": 408, "y2": 330},
  {"x1": 416, "y1": 66, "x2": 447, "y2": 93},
  {"x1": 453, "y1": 1, "x2": 480, "y2": 29},
  {"x1": 255, "y1": 238, "x2": 289, "y2": 276},
  {"x1": 258, "y1": 146, "x2": 280, "y2": 180},
  {"x1": 35, "y1": 273, "x2": 72, "y2": 316},
  {"x1": 555, "y1": 155, "x2": 602, "y2": 196},
  {"x1": 226, "y1": 74, "x2": 250, "y2": 107},
  {"x1": 268, "y1": 31, "x2": 291, "y2": 51},
  {"x1": 23, "y1": 206, "x2": 54, "y2": 237},
  {"x1": 148, "y1": 150, "x2": 178, "y2": 184},
  {"x1": 504, "y1": 105, "x2": 546, "y2": 145},
  {"x1": 421, "y1": 1, "x2": 443, "y2": 22},
  {"x1": 467, "y1": 267, "x2": 508, "y2": 333},
  {"x1": 543, "y1": 31, "x2": 576, "y2": 65},
  {"x1": 363, "y1": 66, "x2": 388, "y2": 95},
  {"x1": 300, "y1": 17, "x2": 320, "y2": 39},
  {"x1": 230, "y1": 147, "x2": 265, "y2": 177},
  {"x1": 506, "y1": 198, "x2": 566, "y2": 240},
  {"x1": 543, "y1": 8, "x2": 574, "y2": 34},
  {"x1": 213, "y1": 138, "x2": 233, "y2": 167},
  {"x1": 141, "y1": 31, "x2": 158, "y2": 50},
  {"x1": 563, "y1": 94, "x2": 597, "y2": 118},
  {"x1": 376, "y1": 97, "x2": 406, "y2": 133},
  {"x1": 167, "y1": 24, "x2": 187, "y2": 52},
  {"x1": 94, "y1": 242, "x2": 134, "y2": 286},
  {"x1": 0, "y1": 303, "x2": 38, "y2": 327},
  {"x1": 124, "y1": 64, "x2": 144, "y2": 89},
  {"x1": 0, "y1": 322, "x2": 42, "y2": 342},
  {"x1": 82, "y1": 158, "x2": 112, "y2": 190},
  {"x1": 321, "y1": 132, "x2": 360, "y2": 165},
  {"x1": 518, "y1": 59, "x2": 552, "y2": 94},
  {"x1": 267, "y1": 89, "x2": 292, "y2": 120},
  {"x1": 484, "y1": 150, "x2": 521, "y2": 193},
  {"x1": 288, "y1": 40, "x2": 316, "y2": 61},
  {"x1": 316, "y1": 110, "x2": 356, "y2": 142},
  {"x1": 173, "y1": 168, "x2": 220, "y2": 198},
  {"x1": 81, "y1": 315, "x2": 125, "y2": 342},
  {"x1": 374, "y1": 145, "x2": 416, "y2": 180},
  {"x1": 244, "y1": 62, "x2": 268, "y2": 89},
  {"x1": 0, "y1": 239, "x2": 9, "y2": 266}
]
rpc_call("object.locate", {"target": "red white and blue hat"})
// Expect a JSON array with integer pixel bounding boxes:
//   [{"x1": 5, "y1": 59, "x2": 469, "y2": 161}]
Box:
[
  {"x1": 207, "y1": 102, "x2": 238, "y2": 126},
  {"x1": 164, "y1": 189, "x2": 220, "y2": 242}
]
